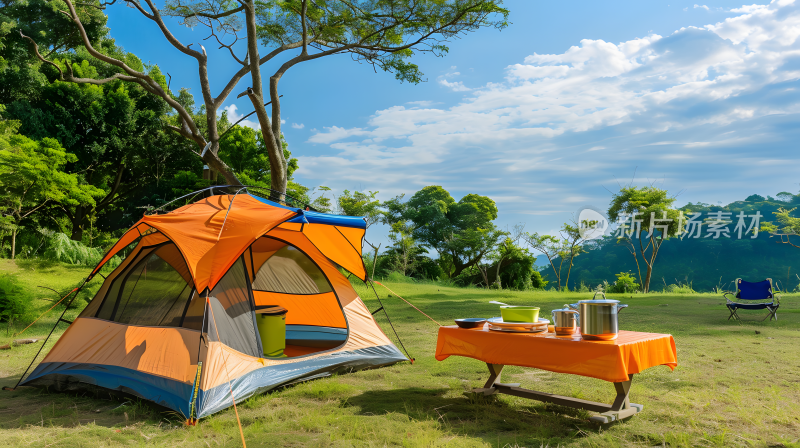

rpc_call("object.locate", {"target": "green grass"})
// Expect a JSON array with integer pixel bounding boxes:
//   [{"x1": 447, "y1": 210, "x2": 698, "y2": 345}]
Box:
[{"x1": 0, "y1": 261, "x2": 799, "y2": 447}]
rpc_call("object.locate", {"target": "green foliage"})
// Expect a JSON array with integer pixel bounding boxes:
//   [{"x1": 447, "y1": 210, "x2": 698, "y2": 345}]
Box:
[
  {"x1": 337, "y1": 190, "x2": 381, "y2": 226},
  {"x1": 0, "y1": 123, "x2": 103, "y2": 256},
  {"x1": 43, "y1": 232, "x2": 102, "y2": 266},
  {"x1": 248, "y1": 0, "x2": 509, "y2": 84},
  {"x1": 530, "y1": 270, "x2": 548, "y2": 289},
  {"x1": 663, "y1": 280, "x2": 696, "y2": 294},
  {"x1": 218, "y1": 126, "x2": 299, "y2": 185},
  {"x1": 608, "y1": 272, "x2": 640, "y2": 294},
  {"x1": 607, "y1": 186, "x2": 683, "y2": 292},
  {"x1": 608, "y1": 186, "x2": 682, "y2": 236},
  {"x1": 390, "y1": 186, "x2": 503, "y2": 278},
  {"x1": 0, "y1": 273, "x2": 29, "y2": 322},
  {"x1": 761, "y1": 207, "x2": 800, "y2": 248}
]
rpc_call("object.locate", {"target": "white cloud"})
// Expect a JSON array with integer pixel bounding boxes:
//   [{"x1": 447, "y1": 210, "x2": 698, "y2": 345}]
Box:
[
  {"x1": 222, "y1": 104, "x2": 259, "y2": 130},
  {"x1": 299, "y1": 0, "x2": 800, "y2": 233},
  {"x1": 694, "y1": 4, "x2": 710, "y2": 10},
  {"x1": 307, "y1": 126, "x2": 370, "y2": 144},
  {"x1": 437, "y1": 70, "x2": 471, "y2": 91},
  {"x1": 291, "y1": 123, "x2": 305, "y2": 129},
  {"x1": 438, "y1": 79, "x2": 472, "y2": 91}
]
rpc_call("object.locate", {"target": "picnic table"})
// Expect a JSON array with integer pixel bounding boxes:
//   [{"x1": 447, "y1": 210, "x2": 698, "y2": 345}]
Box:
[{"x1": 435, "y1": 326, "x2": 677, "y2": 423}]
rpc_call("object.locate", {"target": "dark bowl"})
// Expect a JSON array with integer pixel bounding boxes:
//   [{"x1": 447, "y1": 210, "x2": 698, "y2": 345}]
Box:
[{"x1": 455, "y1": 318, "x2": 487, "y2": 329}]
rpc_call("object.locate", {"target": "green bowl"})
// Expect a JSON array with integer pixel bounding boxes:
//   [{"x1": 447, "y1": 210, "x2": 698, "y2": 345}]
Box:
[{"x1": 500, "y1": 306, "x2": 540, "y2": 323}]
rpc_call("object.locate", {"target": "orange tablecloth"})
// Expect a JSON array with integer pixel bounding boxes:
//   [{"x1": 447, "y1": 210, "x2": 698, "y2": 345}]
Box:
[{"x1": 435, "y1": 327, "x2": 677, "y2": 383}]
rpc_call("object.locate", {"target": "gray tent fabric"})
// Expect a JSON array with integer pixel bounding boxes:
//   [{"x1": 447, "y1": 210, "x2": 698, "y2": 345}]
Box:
[
  {"x1": 252, "y1": 245, "x2": 332, "y2": 294},
  {"x1": 94, "y1": 244, "x2": 192, "y2": 327},
  {"x1": 206, "y1": 258, "x2": 261, "y2": 357}
]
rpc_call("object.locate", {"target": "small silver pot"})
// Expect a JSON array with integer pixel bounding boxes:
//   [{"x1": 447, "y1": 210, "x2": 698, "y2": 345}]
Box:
[
  {"x1": 568, "y1": 292, "x2": 628, "y2": 341},
  {"x1": 551, "y1": 307, "x2": 579, "y2": 335}
]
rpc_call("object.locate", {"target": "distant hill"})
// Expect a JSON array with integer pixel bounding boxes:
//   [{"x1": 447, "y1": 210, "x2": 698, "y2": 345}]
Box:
[{"x1": 542, "y1": 192, "x2": 800, "y2": 292}]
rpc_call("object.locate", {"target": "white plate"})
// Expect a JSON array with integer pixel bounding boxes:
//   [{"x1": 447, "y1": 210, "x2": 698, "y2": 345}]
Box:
[{"x1": 487, "y1": 317, "x2": 550, "y2": 333}]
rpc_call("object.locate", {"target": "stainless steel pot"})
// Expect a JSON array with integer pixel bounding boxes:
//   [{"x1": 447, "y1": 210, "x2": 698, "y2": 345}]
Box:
[
  {"x1": 551, "y1": 306, "x2": 579, "y2": 335},
  {"x1": 568, "y1": 292, "x2": 628, "y2": 341}
]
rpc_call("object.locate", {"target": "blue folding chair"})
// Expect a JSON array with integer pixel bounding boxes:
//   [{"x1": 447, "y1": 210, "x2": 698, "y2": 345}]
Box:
[{"x1": 724, "y1": 278, "x2": 780, "y2": 321}]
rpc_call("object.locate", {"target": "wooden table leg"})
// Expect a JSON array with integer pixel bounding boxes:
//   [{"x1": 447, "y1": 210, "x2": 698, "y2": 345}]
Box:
[
  {"x1": 470, "y1": 370, "x2": 644, "y2": 424},
  {"x1": 483, "y1": 363, "x2": 504, "y2": 388}
]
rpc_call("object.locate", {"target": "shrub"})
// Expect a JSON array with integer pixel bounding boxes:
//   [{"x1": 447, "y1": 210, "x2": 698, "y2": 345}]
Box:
[
  {"x1": 608, "y1": 272, "x2": 640, "y2": 294},
  {"x1": 664, "y1": 282, "x2": 696, "y2": 294},
  {"x1": 0, "y1": 274, "x2": 29, "y2": 322},
  {"x1": 386, "y1": 271, "x2": 417, "y2": 283},
  {"x1": 44, "y1": 233, "x2": 102, "y2": 266},
  {"x1": 530, "y1": 270, "x2": 548, "y2": 289}
]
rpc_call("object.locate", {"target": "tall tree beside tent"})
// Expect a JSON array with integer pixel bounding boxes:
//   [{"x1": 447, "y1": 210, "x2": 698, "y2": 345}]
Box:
[
  {"x1": 20, "y1": 0, "x2": 509, "y2": 194},
  {"x1": 607, "y1": 186, "x2": 683, "y2": 293},
  {"x1": 0, "y1": 121, "x2": 102, "y2": 258},
  {"x1": 7, "y1": 58, "x2": 174, "y2": 241}
]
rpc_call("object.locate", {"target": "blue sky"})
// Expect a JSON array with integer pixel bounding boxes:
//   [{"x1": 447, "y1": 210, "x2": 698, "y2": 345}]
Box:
[{"x1": 106, "y1": 0, "x2": 800, "y2": 247}]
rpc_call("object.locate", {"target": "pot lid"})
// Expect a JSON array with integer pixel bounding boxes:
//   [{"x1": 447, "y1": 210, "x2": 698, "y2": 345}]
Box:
[
  {"x1": 551, "y1": 308, "x2": 576, "y2": 312},
  {"x1": 577, "y1": 299, "x2": 620, "y2": 304}
]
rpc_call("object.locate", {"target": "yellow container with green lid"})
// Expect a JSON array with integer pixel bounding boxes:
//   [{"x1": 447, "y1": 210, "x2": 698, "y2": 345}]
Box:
[{"x1": 255, "y1": 305, "x2": 288, "y2": 357}]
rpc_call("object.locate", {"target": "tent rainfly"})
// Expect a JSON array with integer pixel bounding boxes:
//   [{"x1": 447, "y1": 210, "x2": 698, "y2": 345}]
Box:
[{"x1": 20, "y1": 193, "x2": 406, "y2": 419}]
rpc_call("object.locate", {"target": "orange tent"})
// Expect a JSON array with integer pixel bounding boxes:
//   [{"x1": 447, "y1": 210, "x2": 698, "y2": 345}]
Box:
[{"x1": 21, "y1": 192, "x2": 406, "y2": 418}]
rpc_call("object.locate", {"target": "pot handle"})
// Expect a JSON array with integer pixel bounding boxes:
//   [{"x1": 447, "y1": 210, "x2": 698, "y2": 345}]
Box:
[
  {"x1": 617, "y1": 304, "x2": 629, "y2": 312},
  {"x1": 592, "y1": 291, "x2": 606, "y2": 300}
]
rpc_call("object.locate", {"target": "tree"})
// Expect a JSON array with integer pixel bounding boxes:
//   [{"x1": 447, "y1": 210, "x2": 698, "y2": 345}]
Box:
[
  {"x1": 559, "y1": 218, "x2": 596, "y2": 290},
  {"x1": 762, "y1": 207, "x2": 800, "y2": 248},
  {"x1": 395, "y1": 186, "x2": 502, "y2": 278},
  {"x1": 607, "y1": 186, "x2": 683, "y2": 293},
  {"x1": 7, "y1": 60, "x2": 175, "y2": 240},
  {"x1": 523, "y1": 232, "x2": 568, "y2": 291},
  {"x1": 0, "y1": 120, "x2": 102, "y2": 258},
  {"x1": 216, "y1": 122, "x2": 310, "y2": 200},
  {"x1": 336, "y1": 189, "x2": 382, "y2": 279},
  {"x1": 386, "y1": 220, "x2": 419, "y2": 276},
  {"x1": 21, "y1": 0, "x2": 509, "y2": 194}
]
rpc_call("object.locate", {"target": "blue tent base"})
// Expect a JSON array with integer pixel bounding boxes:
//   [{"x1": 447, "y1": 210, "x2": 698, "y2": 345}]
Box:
[
  {"x1": 21, "y1": 345, "x2": 406, "y2": 419},
  {"x1": 22, "y1": 363, "x2": 194, "y2": 417},
  {"x1": 197, "y1": 344, "x2": 406, "y2": 417}
]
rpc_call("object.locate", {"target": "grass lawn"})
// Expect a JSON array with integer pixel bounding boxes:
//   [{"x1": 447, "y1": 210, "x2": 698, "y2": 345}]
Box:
[{"x1": 1, "y1": 260, "x2": 799, "y2": 447}]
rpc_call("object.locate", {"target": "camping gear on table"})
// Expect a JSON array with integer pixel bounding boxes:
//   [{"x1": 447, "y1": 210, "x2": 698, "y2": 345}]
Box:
[
  {"x1": 500, "y1": 306, "x2": 540, "y2": 323},
  {"x1": 489, "y1": 301, "x2": 540, "y2": 322},
  {"x1": 15, "y1": 189, "x2": 407, "y2": 420},
  {"x1": 435, "y1": 325, "x2": 677, "y2": 423},
  {"x1": 724, "y1": 278, "x2": 780, "y2": 321},
  {"x1": 255, "y1": 306, "x2": 288, "y2": 357},
  {"x1": 454, "y1": 318, "x2": 487, "y2": 329},
  {"x1": 487, "y1": 317, "x2": 549, "y2": 333},
  {"x1": 568, "y1": 292, "x2": 628, "y2": 341},
  {"x1": 551, "y1": 306, "x2": 579, "y2": 336}
]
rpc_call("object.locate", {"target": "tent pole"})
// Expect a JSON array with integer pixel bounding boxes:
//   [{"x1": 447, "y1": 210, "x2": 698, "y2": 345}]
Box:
[{"x1": 368, "y1": 280, "x2": 415, "y2": 363}]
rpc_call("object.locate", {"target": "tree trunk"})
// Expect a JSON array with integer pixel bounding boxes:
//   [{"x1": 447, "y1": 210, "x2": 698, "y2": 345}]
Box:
[
  {"x1": 242, "y1": 0, "x2": 287, "y2": 195},
  {"x1": 371, "y1": 243, "x2": 381, "y2": 280},
  {"x1": 11, "y1": 227, "x2": 16, "y2": 260},
  {"x1": 70, "y1": 205, "x2": 85, "y2": 241},
  {"x1": 565, "y1": 257, "x2": 575, "y2": 291},
  {"x1": 643, "y1": 264, "x2": 653, "y2": 293},
  {"x1": 494, "y1": 256, "x2": 504, "y2": 289}
]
